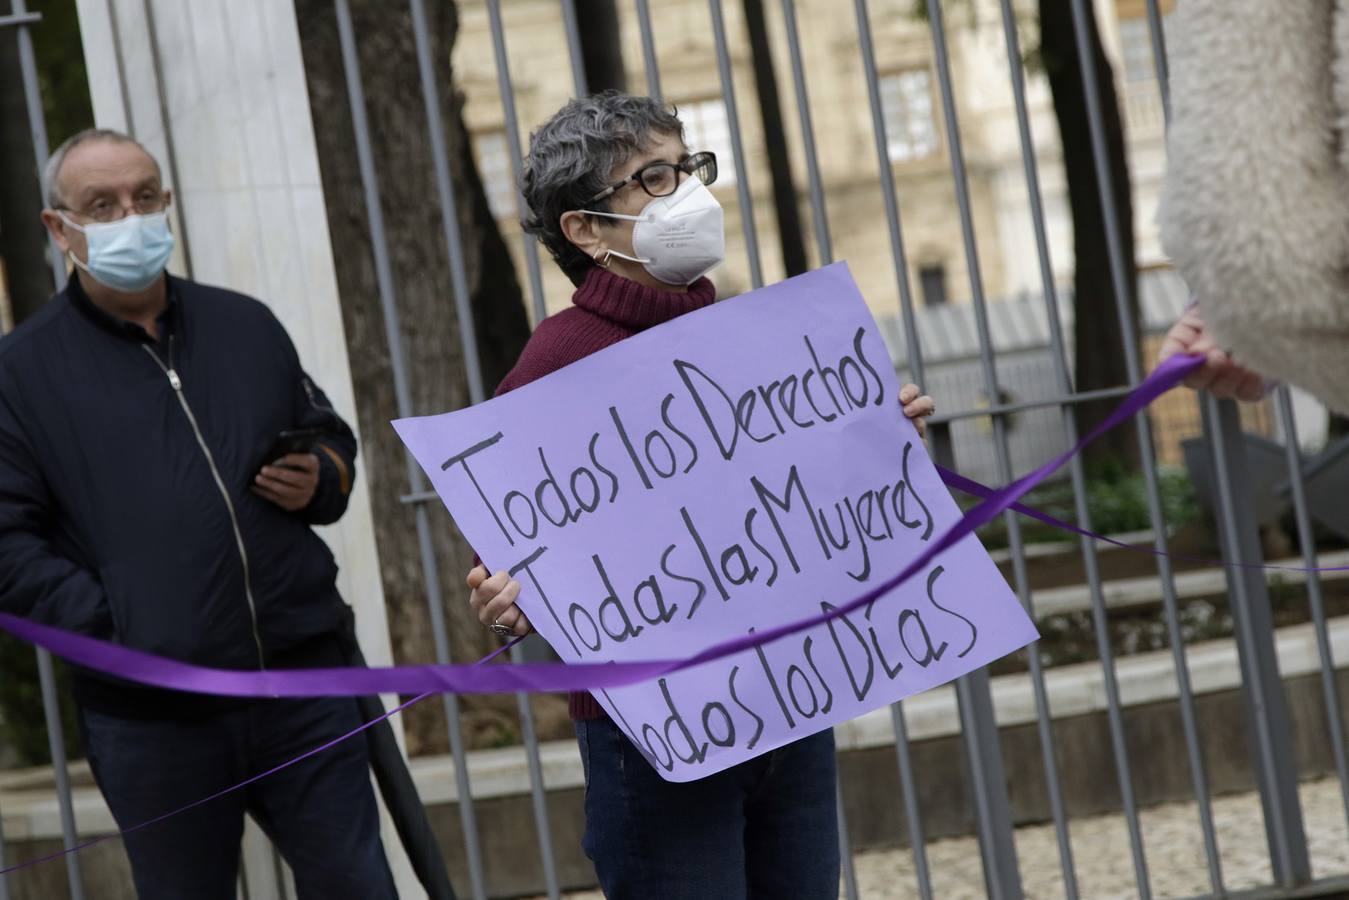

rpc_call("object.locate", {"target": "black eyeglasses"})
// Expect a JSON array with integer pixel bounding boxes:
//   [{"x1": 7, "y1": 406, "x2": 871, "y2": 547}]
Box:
[{"x1": 587, "y1": 151, "x2": 718, "y2": 203}]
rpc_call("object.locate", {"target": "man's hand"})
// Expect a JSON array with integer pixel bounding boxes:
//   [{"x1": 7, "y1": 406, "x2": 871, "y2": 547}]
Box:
[
  {"x1": 253, "y1": 453, "x2": 320, "y2": 511},
  {"x1": 899, "y1": 383, "x2": 936, "y2": 440},
  {"x1": 468, "y1": 565, "x2": 533, "y2": 637},
  {"x1": 1158, "y1": 308, "x2": 1267, "y2": 402}
]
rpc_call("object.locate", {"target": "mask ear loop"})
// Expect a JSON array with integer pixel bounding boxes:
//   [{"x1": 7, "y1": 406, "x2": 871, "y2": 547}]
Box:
[
  {"x1": 598, "y1": 247, "x2": 651, "y2": 267},
  {"x1": 56, "y1": 211, "x2": 93, "y2": 274},
  {"x1": 578, "y1": 208, "x2": 655, "y2": 267}
]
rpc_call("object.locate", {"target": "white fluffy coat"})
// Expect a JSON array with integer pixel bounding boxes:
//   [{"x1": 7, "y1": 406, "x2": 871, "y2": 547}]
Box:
[{"x1": 1158, "y1": 0, "x2": 1349, "y2": 414}]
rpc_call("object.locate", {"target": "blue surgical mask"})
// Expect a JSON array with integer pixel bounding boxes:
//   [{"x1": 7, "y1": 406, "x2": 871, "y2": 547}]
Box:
[{"x1": 59, "y1": 210, "x2": 175, "y2": 293}]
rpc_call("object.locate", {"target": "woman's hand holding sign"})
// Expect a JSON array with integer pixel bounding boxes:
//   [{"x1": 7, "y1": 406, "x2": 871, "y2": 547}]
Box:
[
  {"x1": 468, "y1": 566, "x2": 532, "y2": 638},
  {"x1": 900, "y1": 383, "x2": 935, "y2": 440}
]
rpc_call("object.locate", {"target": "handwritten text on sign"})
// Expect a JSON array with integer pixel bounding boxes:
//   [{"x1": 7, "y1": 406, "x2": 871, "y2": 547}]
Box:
[{"x1": 394, "y1": 263, "x2": 1038, "y2": 781}]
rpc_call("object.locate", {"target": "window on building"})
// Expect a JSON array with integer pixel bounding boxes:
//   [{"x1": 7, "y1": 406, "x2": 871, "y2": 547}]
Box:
[
  {"x1": 879, "y1": 69, "x2": 939, "y2": 163},
  {"x1": 678, "y1": 98, "x2": 737, "y2": 186},
  {"x1": 1115, "y1": 0, "x2": 1173, "y2": 83},
  {"x1": 474, "y1": 131, "x2": 517, "y2": 219},
  {"x1": 919, "y1": 263, "x2": 948, "y2": 306},
  {"x1": 1117, "y1": 18, "x2": 1160, "y2": 83}
]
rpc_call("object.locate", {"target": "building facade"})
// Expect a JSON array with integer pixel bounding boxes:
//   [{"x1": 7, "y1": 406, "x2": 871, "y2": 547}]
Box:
[{"x1": 453, "y1": 0, "x2": 1172, "y2": 324}]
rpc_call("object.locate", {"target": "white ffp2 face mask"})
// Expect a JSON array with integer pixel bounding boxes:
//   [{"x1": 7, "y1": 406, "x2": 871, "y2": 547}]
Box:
[{"x1": 582, "y1": 176, "x2": 725, "y2": 286}]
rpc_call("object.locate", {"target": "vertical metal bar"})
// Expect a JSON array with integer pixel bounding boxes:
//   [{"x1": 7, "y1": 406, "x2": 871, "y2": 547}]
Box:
[
  {"x1": 410, "y1": 3, "x2": 558, "y2": 894},
  {"x1": 835, "y1": 783, "x2": 859, "y2": 900},
  {"x1": 1203, "y1": 396, "x2": 1312, "y2": 886},
  {"x1": 485, "y1": 0, "x2": 549, "y2": 326},
  {"x1": 853, "y1": 5, "x2": 933, "y2": 893},
  {"x1": 852, "y1": 0, "x2": 924, "y2": 387},
  {"x1": 11, "y1": 0, "x2": 65, "y2": 292},
  {"x1": 956, "y1": 672, "x2": 1022, "y2": 899},
  {"x1": 924, "y1": 1, "x2": 1035, "y2": 892},
  {"x1": 1274, "y1": 389, "x2": 1349, "y2": 832},
  {"x1": 990, "y1": 7, "x2": 1084, "y2": 896},
  {"x1": 559, "y1": 0, "x2": 589, "y2": 97},
  {"x1": 1129, "y1": 1, "x2": 1225, "y2": 889},
  {"x1": 413, "y1": 529, "x2": 487, "y2": 897},
  {"x1": 409, "y1": 0, "x2": 484, "y2": 405},
  {"x1": 140, "y1": 0, "x2": 194, "y2": 279},
  {"x1": 509, "y1": 644, "x2": 561, "y2": 900},
  {"x1": 0, "y1": 795, "x2": 10, "y2": 900},
  {"x1": 890, "y1": 704, "x2": 934, "y2": 900},
  {"x1": 36, "y1": 649, "x2": 84, "y2": 900},
  {"x1": 775, "y1": 9, "x2": 857, "y2": 882},
  {"x1": 707, "y1": 0, "x2": 764, "y2": 288},
  {"x1": 929, "y1": 426, "x2": 1022, "y2": 900},
  {"x1": 0, "y1": 84, "x2": 78, "y2": 838},
  {"x1": 778, "y1": 0, "x2": 831, "y2": 265},
  {"x1": 1143, "y1": 0, "x2": 1170, "y2": 120},
  {"x1": 332, "y1": 3, "x2": 488, "y2": 897},
  {"x1": 633, "y1": 0, "x2": 662, "y2": 101}
]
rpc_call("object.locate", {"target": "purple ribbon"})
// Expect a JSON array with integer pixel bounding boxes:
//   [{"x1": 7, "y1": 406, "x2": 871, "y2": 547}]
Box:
[
  {"x1": 6, "y1": 353, "x2": 1338, "y2": 879},
  {"x1": 0, "y1": 637, "x2": 525, "y2": 878},
  {"x1": 937, "y1": 467, "x2": 1349, "y2": 574},
  {"x1": 0, "y1": 353, "x2": 1208, "y2": 878},
  {"x1": 0, "y1": 353, "x2": 1207, "y2": 701}
]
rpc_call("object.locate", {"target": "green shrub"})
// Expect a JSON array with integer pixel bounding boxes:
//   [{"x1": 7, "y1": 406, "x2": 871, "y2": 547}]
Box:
[
  {"x1": 972, "y1": 463, "x2": 1201, "y2": 550},
  {"x1": 1085, "y1": 464, "x2": 1201, "y2": 536}
]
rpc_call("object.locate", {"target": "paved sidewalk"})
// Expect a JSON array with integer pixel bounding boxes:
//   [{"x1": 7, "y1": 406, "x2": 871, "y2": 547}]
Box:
[
  {"x1": 553, "y1": 777, "x2": 1349, "y2": 898},
  {"x1": 854, "y1": 777, "x2": 1349, "y2": 899}
]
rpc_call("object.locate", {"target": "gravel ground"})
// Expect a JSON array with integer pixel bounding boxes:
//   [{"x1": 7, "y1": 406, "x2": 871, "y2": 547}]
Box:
[{"x1": 549, "y1": 778, "x2": 1349, "y2": 899}]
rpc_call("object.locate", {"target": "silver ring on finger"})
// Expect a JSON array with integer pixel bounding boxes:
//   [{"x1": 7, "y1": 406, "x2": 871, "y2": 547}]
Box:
[{"x1": 490, "y1": 617, "x2": 514, "y2": 638}]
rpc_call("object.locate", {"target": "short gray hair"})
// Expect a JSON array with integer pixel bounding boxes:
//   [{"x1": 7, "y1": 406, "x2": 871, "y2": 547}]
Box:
[
  {"x1": 43, "y1": 128, "x2": 159, "y2": 209},
  {"x1": 521, "y1": 91, "x2": 684, "y2": 286}
]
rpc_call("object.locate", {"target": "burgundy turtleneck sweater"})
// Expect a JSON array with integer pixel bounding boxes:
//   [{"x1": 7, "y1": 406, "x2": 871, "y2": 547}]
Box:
[{"x1": 494, "y1": 265, "x2": 717, "y2": 720}]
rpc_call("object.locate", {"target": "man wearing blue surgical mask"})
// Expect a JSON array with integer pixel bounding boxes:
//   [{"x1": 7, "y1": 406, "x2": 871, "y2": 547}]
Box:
[
  {"x1": 41, "y1": 135, "x2": 177, "y2": 335},
  {"x1": 0, "y1": 130, "x2": 399, "y2": 898}
]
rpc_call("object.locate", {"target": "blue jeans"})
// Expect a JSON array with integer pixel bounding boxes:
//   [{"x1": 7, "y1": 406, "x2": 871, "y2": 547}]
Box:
[
  {"x1": 81, "y1": 696, "x2": 396, "y2": 900},
  {"x1": 576, "y1": 716, "x2": 840, "y2": 899}
]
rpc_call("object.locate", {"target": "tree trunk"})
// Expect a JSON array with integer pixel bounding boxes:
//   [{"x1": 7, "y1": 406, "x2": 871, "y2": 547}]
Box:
[
  {"x1": 576, "y1": 0, "x2": 626, "y2": 93},
  {"x1": 743, "y1": 0, "x2": 808, "y2": 276},
  {"x1": 295, "y1": 0, "x2": 537, "y2": 755},
  {"x1": 1039, "y1": 0, "x2": 1141, "y2": 472}
]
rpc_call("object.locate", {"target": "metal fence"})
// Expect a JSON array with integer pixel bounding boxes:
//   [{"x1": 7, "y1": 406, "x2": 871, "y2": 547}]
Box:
[{"x1": 3, "y1": 0, "x2": 1348, "y2": 898}]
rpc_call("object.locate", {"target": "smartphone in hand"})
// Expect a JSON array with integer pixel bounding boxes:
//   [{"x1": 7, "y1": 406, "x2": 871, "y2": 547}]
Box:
[{"x1": 266, "y1": 428, "x2": 325, "y2": 469}]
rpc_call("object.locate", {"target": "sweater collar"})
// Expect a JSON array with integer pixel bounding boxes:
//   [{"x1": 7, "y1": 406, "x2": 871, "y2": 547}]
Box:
[{"x1": 570, "y1": 266, "x2": 716, "y2": 330}]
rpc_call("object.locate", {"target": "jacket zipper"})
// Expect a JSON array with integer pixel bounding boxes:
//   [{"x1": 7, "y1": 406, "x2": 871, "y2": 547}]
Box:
[{"x1": 142, "y1": 339, "x2": 266, "y2": 667}]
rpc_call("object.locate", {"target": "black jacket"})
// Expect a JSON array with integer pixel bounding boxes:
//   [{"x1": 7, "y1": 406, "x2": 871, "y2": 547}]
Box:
[{"x1": 0, "y1": 274, "x2": 358, "y2": 689}]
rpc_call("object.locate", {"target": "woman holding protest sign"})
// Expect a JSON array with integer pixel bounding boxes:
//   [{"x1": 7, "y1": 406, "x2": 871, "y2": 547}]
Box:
[{"x1": 465, "y1": 91, "x2": 934, "y2": 899}]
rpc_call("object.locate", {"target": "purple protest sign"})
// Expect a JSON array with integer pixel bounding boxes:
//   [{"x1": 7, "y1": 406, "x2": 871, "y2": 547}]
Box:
[{"x1": 394, "y1": 263, "x2": 1038, "y2": 781}]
